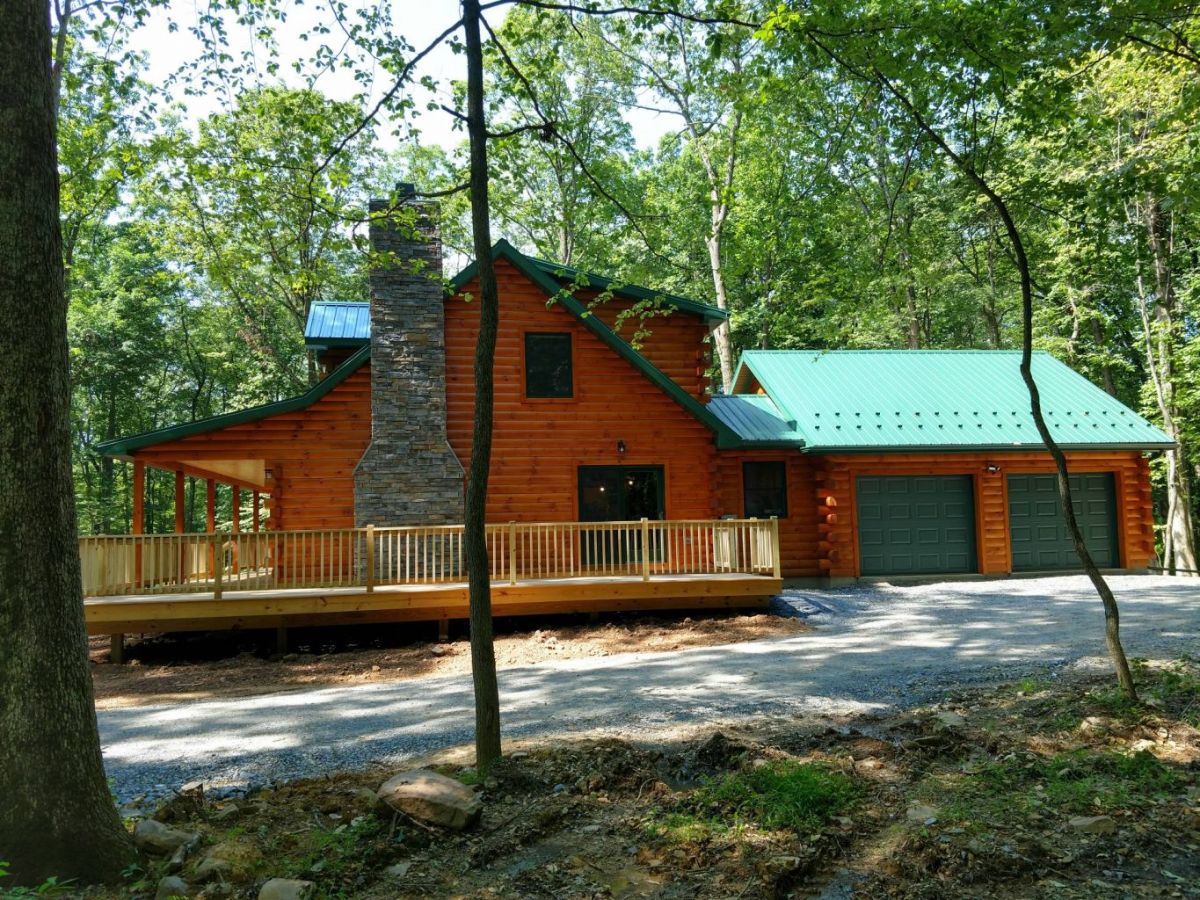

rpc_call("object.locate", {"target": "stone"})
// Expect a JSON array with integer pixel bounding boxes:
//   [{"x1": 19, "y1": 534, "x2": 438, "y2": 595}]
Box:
[
  {"x1": 383, "y1": 862, "x2": 412, "y2": 878},
  {"x1": 355, "y1": 188, "x2": 464, "y2": 528},
  {"x1": 194, "y1": 856, "x2": 233, "y2": 883},
  {"x1": 906, "y1": 804, "x2": 939, "y2": 825},
  {"x1": 258, "y1": 879, "x2": 315, "y2": 900},
  {"x1": 156, "y1": 876, "x2": 192, "y2": 899},
  {"x1": 134, "y1": 819, "x2": 200, "y2": 855},
  {"x1": 1069, "y1": 815, "x2": 1117, "y2": 834},
  {"x1": 934, "y1": 711, "x2": 966, "y2": 729},
  {"x1": 378, "y1": 769, "x2": 481, "y2": 830},
  {"x1": 167, "y1": 843, "x2": 190, "y2": 873}
]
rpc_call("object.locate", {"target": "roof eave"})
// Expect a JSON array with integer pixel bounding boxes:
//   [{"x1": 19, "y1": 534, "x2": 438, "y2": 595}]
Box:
[
  {"x1": 97, "y1": 346, "x2": 371, "y2": 457},
  {"x1": 798, "y1": 441, "x2": 1176, "y2": 454}
]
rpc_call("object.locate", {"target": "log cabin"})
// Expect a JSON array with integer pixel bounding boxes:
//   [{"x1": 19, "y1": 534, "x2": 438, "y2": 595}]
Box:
[{"x1": 92, "y1": 184, "x2": 1172, "y2": 640}]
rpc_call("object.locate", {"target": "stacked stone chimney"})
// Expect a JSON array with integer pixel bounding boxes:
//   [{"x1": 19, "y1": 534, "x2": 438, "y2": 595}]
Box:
[{"x1": 354, "y1": 184, "x2": 465, "y2": 525}]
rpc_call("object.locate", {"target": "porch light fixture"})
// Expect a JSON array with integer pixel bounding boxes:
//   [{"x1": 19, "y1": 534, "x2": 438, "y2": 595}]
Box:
[
  {"x1": 986, "y1": 464, "x2": 1001, "y2": 474},
  {"x1": 617, "y1": 440, "x2": 627, "y2": 455}
]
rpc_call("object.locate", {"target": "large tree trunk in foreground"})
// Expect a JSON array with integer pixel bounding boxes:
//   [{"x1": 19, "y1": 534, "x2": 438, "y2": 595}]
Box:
[
  {"x1": 0, "y1": 0, "x2": 137, "y2": 884},
  {"x1": 462, "y1": 0, "x2": 503, "y2": 772}
]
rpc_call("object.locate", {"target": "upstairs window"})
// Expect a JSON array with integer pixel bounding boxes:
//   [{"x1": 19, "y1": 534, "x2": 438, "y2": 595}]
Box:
[
  {"x1": 743, "y1": 461, "x2": 788, "y2": 518},
  {"x1": 525, "y1": 332, "x2": 573, "y2": 398}
]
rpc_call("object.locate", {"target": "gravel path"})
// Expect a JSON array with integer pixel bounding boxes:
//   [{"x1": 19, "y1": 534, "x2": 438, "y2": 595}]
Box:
[{"x1": 99, "y1": 574, "x2": 1199, "y2": 802}]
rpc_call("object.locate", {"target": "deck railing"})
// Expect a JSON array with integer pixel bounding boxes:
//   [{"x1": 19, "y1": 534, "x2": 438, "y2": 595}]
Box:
[{"x1": 78, "y1": 517, "x2": 780, "y2": 598}]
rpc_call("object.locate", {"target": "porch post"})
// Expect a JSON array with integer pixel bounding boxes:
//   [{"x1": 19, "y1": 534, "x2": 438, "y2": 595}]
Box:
[
  {"x1": 174, "y1": 470, "x2": 185, "y2": 533},
  {"x1": 206, "y1": 478, "x2": 217, "y2": 579},
  {"x1": 132, "y1": 459, "x2": 144, "y2": 585},
  {"x1": 175, "y1": 470, "x2": 186, "y2": 585},
  {"x1": 231, "y1": 485, "x2": 240, "y2": 576}
]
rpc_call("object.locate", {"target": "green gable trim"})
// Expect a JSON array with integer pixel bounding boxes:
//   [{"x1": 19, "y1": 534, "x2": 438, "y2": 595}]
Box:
[
  {"x1": 98, "y1": 346, "x2": 371, "y2": 457},
  {"x1": 728, "y1": 350, "x2": 1174, "y2": 453},
  {"x1": 524, "y1": 255, "x2": 727, "y2": 323},
  {"x1": 452, "y1": 240, "x2": 741, "y2": 447}
]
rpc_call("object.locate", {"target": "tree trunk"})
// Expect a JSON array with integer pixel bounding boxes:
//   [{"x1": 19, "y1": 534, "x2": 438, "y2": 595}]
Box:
[
  {"x1": 866, "y1": 71, "x2": 1139, "y2": 698},
  {"x1": 706, "y1": 225, "x2": 736, "y2": 392},
  {"x1": 462, "y1": 0, "x2": 503, "y2": 772},
  {"x1": 0, "y1": 0, "x2": 137, "y2": 884},
  {"x1": 1141, "y1": 198, "x2": 1198, "y2": 575}
]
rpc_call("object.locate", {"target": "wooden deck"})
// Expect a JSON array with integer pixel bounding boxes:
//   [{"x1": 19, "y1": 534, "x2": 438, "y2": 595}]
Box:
[{"x1": 84, "y1": 572, "x2": 783, "y2": 636}]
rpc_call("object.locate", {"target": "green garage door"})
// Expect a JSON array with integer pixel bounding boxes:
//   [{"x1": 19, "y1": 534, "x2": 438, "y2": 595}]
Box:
[
  {"x1": 1008, "y1": 473, "x2": 1119, "y2": 571},
  {"x1": 856, "y1": 475, "x2": 977, "y2": 576}
]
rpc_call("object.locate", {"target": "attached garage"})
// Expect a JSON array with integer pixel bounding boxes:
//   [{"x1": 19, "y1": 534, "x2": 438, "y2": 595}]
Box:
[
  {"x1": 856, "y1": 475, "x2": 977, "y2": 576},
  {"x1": 1008, "y1": 472, "x2": 1119, "y2": 570}
]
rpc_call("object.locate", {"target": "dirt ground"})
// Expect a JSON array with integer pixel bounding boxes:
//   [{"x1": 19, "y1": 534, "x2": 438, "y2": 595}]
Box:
[
  {"x1": 70, "y1": 657, "x2": 1200, "y2": 899},
  {"x1": 89, "y1": 611, "x2": 806, "y2": 709}
]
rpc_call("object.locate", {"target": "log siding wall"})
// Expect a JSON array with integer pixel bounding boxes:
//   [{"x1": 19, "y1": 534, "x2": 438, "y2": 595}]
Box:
[{"x1": 445, "y1": 259, "x2": 719, "y2": 523}]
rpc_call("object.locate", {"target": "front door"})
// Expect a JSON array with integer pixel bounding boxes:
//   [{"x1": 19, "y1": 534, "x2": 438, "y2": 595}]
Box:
[{"x1": 578, "y1": 466, "x2": 664, "y2": 567}]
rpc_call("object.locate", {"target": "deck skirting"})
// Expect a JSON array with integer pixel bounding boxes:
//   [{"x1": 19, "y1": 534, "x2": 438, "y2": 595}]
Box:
[{"x1": 85, "y1": 573, "x2": 782, "y2": 636}]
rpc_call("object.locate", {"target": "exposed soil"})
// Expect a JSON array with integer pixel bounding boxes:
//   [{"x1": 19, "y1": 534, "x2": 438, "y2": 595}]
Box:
[
  {"x1": 73, "y1": 657, "x2": 1200, "y2": 899},
  {"x1": 89, "y1": 611, "x2": 806, "y2": 709}
]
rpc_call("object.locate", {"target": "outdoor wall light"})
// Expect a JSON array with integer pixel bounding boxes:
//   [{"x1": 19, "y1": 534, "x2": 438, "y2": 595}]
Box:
[
  {"x1": 986, "y1": 464, "x2": 1001, "y2": 474},
  {"x1": 617, "y1": 440, "x2": 627, "y2": 455}
]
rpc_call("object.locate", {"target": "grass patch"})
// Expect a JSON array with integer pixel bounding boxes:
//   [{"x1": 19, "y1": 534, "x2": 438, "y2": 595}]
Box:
[
  {"x1": 944, "y1": 748, "x2": 1179, "y2": 825},
  {"x1": 690, "y1": 760, "x2": 858, "y2": 833}
]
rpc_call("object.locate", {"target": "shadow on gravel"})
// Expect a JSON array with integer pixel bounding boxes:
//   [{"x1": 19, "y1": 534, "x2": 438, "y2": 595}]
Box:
[{"x1": 99, "y1": 574, "x2": 1200, "y2": 801}]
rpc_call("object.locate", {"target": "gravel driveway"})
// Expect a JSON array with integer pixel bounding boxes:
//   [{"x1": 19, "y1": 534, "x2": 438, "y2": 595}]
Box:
[{"x1": 99, "y1": 574, "x2": 1199, "y2": 802}]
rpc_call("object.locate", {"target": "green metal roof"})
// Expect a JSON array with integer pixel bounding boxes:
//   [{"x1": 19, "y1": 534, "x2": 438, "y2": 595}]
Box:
[
  {"x1": 97, "y1": 346, "x2": 371, "y2": 457},
  {"x1": 707, "y1": 395, "x2": 800, "y2": 446},
  {"x1": 305, "y1": 301, "x2": 369, "y2": 348},
  {"x1": 726, "y1": 350, "x2": 1174, "y2": 452}
]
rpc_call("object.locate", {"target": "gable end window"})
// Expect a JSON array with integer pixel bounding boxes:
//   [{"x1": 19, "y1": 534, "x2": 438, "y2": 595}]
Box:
[
  {"x1": 525, "y1": 332, "x2": 573, "y2": 398},
  {"x1": 743, "y1": 461, "x2": 788, "y2": 518}
]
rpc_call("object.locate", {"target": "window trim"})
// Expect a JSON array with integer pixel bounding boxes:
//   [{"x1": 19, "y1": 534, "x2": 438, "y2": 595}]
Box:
[
  {"x1": 742, "y1": 460, "x2": 788, "y2": 519},
  {"x1": 522, "y1": 331, "x2": 575, "y2": 400}
]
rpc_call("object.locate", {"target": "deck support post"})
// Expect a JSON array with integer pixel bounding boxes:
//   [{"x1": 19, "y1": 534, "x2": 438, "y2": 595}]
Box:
[
  {"x1": 110, "y1": 633, "x2": 125, "y2": 665},
  {"x1": 275, "y1": 626, "x2": 287, "y2": 656},
  {"x1": 771, "y1": 516, "x2": 782, "y2": 579},
  {"x1": 365, "y1": 524, "x2": 375, "y2": 592},
  {"x1": 641, "y1": 517, "x2": 650, "y2": 582},
  {"x1": 438, "y1": 618, "x2": 449, "y2": 642}
]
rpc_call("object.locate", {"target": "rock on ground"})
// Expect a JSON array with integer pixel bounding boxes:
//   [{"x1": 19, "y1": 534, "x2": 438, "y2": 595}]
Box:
[
  {"x1": 155, "y1": 875, "x2": 191, "y2": 899},
  {"x1": 134, "y1": 819, "x2": 200, "y2": 855},
  {"x1": 377, "y1": 768, "x2": 482, "y2": 829},
  {"x1": 258, "y1": 879, "x2": 315, "y2": 900}
]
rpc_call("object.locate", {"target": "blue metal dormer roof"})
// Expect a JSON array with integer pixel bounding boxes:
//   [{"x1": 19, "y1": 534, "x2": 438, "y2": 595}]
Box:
[{"x1": 304, "y1": 301, "x2": 370, "y2": 348}]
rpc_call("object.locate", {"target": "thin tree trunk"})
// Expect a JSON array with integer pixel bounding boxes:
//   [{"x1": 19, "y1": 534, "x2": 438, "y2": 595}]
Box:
[
  {"x1": 864, "y1": 67, "x2": 1139, "y2": 698},
  {"x1": 462, "y1": 0, "x2": 502, "y2": 771},
  {"x1": 0, "y1": 0, "x2": 137, "y2": 883}
]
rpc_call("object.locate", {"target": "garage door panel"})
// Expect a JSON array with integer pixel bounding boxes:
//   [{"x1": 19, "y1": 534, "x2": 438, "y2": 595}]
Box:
[
  {"x1": 1008, "y1": 473, "x2": 1118, "y2": 571},
  {"x1": 856, "y1": 475, "x2": 977, "y2": 576}
]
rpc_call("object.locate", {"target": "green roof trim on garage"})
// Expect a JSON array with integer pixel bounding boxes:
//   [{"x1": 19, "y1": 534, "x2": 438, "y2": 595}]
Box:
[
  {"x1": 97, "y1": 346, "x2": 371, "y2": 457},
  {"x1": 725, "y1": 350, "x2": 1174, "y2": 453}
]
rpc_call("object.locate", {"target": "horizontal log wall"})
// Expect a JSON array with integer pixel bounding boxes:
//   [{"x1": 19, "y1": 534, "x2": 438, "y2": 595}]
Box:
[
  {"x1": 814, "y1": 450, "x2": 1155, "y2": 578},
  {"x1": 132, "y1": 367, "x2": 372, "y2": 531},
  {"x1": 714, "y1": 450, "x2": 822, "y2": 577},
  {"x1": 446, "y1": 258, "x2": 719, "y2": 523}
]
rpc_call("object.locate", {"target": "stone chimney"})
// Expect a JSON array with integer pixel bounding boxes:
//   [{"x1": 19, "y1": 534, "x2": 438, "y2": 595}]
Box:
[{"x1": 354, "y1": 184, "x2": 465, "y2": 526}]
